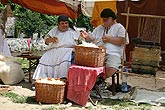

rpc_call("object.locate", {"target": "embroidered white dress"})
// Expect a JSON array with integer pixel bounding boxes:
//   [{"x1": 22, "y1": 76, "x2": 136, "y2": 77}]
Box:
[
  {"x1": 33, "y1": 26, "x2": 80, "y2": 79},
  {"x1": 91, "y1": 23, "x2": 129, "y2": 59}
]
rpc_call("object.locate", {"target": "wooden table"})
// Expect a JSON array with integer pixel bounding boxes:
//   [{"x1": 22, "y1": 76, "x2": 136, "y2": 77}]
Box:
[{"x1": 17, "y1": 54, "x2": 41, "y2": 82}]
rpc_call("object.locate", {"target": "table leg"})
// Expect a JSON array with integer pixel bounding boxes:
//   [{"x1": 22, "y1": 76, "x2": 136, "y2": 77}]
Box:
[
  {"x1": 89, "y1": 96, "x2": 97, "y2": 106},
  {"x1": 28, "y1": 59, "x2": 32, "y2": 83},
  {"x1": 28, "y1": 58, "x2": 40, "y2": 83},
  {"x1": 112, "y1": 74, "x2": 115, "y2": 95},
  {"x1": 117, "y1": 73, "x2": 120, "y2": 89}
]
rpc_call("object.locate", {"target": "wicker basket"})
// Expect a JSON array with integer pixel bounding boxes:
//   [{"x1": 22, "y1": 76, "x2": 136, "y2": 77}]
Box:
[
  {"x1": 74, "y1": 45, "x2": 106, "y2": 67},
  {"x1": 35, "y1": 78, "x2": 66, "y2": 104}
]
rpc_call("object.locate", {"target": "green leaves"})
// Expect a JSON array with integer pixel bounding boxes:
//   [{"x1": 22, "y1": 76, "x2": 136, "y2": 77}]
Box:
[
  {"x1": 13, "y1": 5, "x2": 57, "y2": 37},
  {"x1": 75, "y1": 13, "x2": 93, "y2": 31}
]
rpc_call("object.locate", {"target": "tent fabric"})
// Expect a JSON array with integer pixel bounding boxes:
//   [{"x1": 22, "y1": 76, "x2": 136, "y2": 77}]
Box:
[
  {"x1": 1, "y1": 0, "x2": 78, "y2": 19},
  {"x1": 1, "y1": 0, "x2": 116, "y2": 21},
  {"x1": 0, "y1": 0, "x2": 8, "y2": 5},
  {"x1": 12, "y1": 0, "x2": 78, "y2": 18},
  {"x1": 81, "y1": 0, "x2": 95, "y2": 17},
  {"x1": 59, "y1": 0, "x2": 80, "y2": 12},
  {"x1": 90, "y1": 1, "x2": 117, "y2": 27}
]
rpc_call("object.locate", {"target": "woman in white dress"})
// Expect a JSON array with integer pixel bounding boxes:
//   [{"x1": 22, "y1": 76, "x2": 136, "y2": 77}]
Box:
[
  {"x1": 0, "y1": 5, "x2": 12, "y2": 56},
  {"x1": 33, "y1": 15, "x2": 80, "y2": 80}
]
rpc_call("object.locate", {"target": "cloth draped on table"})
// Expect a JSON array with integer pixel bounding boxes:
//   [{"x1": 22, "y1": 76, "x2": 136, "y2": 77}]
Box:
[
  {"x1": 68, "y1": 65, "x2": 104, "y2": 91},
  {"x1": 67, "y1": 65, "x2": 104, "y2": 106}
]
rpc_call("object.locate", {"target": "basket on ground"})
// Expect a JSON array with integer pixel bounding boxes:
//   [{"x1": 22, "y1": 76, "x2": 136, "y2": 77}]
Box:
[
  {"x1": 74, "y1": 45, "x2": 106, "y2": 67},
  {"x1": 35, "y1": 78, "x2": 66, "y2": 104}
]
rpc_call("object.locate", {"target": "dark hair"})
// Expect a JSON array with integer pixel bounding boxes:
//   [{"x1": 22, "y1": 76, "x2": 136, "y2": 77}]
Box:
[
  {"x1": 100, "y1": 8, "x2": 116, "y2": 20},
  {"x1": 58, "y1": 15, "x2": 69, "y2": 23}
]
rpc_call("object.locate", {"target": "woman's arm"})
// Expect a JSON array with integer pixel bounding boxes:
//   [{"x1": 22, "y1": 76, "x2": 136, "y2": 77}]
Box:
[
  {"x1": 102, "y1": 35, "x2": 126, "y2": 45},
  {"x1": 80, "y1": 30, "x2": 94, "y2": 42},
  {"x1": 102, "y1": 24, "x2": 128, "y2": 45}
]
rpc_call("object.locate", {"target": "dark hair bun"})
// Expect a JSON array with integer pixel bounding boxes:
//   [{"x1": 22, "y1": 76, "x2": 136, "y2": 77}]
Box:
[{"x1": 100, "y1": 8, "x2": 116, "y2": 20}]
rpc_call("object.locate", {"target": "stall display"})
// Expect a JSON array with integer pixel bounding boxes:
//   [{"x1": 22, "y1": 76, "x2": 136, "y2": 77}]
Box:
[
  {"x1": 131, "y1": 46, "x2": 161, "y2": 75},
  {"x1": 121, "y1": 13, "x2": 165, "y2": 75}
]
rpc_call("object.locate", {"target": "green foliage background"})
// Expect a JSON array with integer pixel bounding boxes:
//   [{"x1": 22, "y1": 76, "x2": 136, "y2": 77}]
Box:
[{"x1": 10, "y1": 3, "x2": 58, "y2": 37}]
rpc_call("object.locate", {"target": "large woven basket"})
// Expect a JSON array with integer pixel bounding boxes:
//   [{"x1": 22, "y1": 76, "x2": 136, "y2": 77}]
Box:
[
  {"x1": 74, "y1": 45, "x2": 106, "y2": 67},
  {"x1": 35, "y1": 78, "x2": 66, "y2": 104}
]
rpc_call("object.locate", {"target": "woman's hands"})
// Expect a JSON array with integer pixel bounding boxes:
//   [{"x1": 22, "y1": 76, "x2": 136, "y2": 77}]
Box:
[
  {"x1": 52, "y1": 37, "x2": 58, "y2": 43},
  {"x1": 102, "y1": 34, "x2": 111, "y2": 43},
  {"x1": 45, "y1": 37, "x2": 58, "y2": 45},
  {"x1": 80, "y1": 30, "x2": 89, "y2": 39}
]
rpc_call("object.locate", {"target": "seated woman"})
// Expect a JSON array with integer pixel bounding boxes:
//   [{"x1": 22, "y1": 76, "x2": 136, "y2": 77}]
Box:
[
  {"x1": 32, "y1": 15, "x2": 80, "y2": 80},
  {"x1": 81, "y1": 8, "x2": 129, "y2": 79}
]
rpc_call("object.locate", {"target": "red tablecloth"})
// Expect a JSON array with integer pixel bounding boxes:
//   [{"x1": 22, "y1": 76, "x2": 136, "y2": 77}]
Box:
[{"x1": 67, "y1": 65, "x2": 105, "y2": 106}]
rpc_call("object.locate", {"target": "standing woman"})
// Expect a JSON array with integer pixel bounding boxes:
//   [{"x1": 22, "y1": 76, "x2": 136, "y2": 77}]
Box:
[{"x1": 0, "y1": 4, "x2": 13, "y2": 56}]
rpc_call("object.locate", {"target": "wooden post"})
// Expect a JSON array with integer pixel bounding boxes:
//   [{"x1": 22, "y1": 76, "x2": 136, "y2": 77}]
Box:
[
  {"x1": 121, "y1": 7, "x2": 130, "y2": 79},
  {"x1": 121, "y1": 13, "x2": 165, "y2": 19}
]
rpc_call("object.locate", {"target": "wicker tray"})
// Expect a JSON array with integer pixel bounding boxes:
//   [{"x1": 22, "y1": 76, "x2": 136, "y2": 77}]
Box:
[
  {"x1": 35, "y1": 78, "x2": 66, "y2": 104},
  {"x1": 74, "y1": 45, "x2": 106, "y2": 67}
]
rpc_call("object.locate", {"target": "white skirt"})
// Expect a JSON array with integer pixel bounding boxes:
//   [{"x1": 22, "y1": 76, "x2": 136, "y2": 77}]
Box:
[{"x1": 33, "y1": 47, "x2": 73, "y2": 79}]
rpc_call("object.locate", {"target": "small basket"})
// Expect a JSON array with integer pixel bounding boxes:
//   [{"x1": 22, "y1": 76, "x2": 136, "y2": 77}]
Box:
[
  {"x1": 74, "y1": 45, "x2": 106, "y2": 67},
  {"x1": 35, "y1": 78, "x2": 66, "y2": 104}
]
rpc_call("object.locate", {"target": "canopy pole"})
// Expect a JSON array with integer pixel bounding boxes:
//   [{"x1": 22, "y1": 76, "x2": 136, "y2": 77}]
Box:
[
  {"x1": 121, "y1": 13, "x2": 165, "y2": 19},
  {"x1": 121, "y1": 7, "x2": 130, "y2": 78}
]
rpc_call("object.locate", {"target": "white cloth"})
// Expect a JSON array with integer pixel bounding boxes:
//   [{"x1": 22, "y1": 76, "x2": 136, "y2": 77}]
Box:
[
  {"x1": 59, "y1": 0, "x2": 80, "y2": 12},
  {"x1": 0, "y1": 55, "x2": 24, "y2": 85},
  {"x1": 58, "y1": 0, "x2": 94, "y2": 17},
  {"x1": 0, "y1": 29, "x2": 11, "y2": 56},
  {"x1": 91, "y1": 23, "x2": 129, "y2": 58},
  {"x1": 111, "y1": 88, "x2": 165, "y2": 106},
  {"x1": 81, "y1": 0, "x2": 95, "y2": 17},
  {"x1": 33, "y1": 27, "x2": 80, "y2": 79}
]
